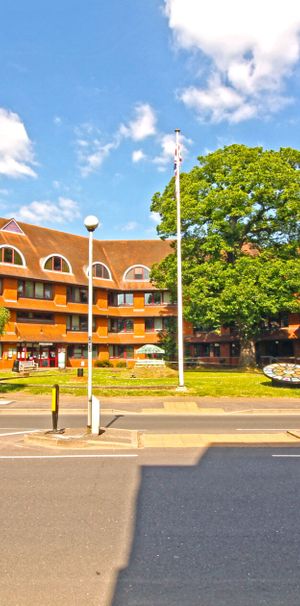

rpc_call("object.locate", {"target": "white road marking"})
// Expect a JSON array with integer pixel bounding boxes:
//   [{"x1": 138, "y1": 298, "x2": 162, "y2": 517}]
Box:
[
  {"x1": 0, "y1": 454, "x2": 138, "y2": 460},
  {"x1": 272, "y1": 455, "x2": 300, "y2": 458},
  {"x1": 0, "y1": 429, "x2": 40, "y2": 437}
]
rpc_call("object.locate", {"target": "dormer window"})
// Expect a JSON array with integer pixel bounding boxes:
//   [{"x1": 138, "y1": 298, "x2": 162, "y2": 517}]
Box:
[
  {"x1": 0, "y1": 245, "x2": 25, "y2": 266},
  {"x1": 1, "y1": 219, "x2": 24, "y2": 234},
  {"x1": 43, "y1": 255, "x2": 71, "y2": 273},
  {"x1": 90, "y1": 262, "x2": 111, "y2": 280},
  {"x1": 124, "y1": 265, "x2": 150, "y2": 281}
]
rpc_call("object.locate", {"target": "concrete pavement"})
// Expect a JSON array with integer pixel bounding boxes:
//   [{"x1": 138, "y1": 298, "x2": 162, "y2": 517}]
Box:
[{"x1": 1, "y1": 391, "x2": 300, "y2": 415}]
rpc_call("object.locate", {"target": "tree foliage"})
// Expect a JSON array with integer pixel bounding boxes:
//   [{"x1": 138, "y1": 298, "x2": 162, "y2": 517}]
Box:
[
  {"x1": 158, "y1": 317, "x2": 177, "y2": 361},
  {"x1": 151, "y1": 144, "x2": 300, "y2": 364},
  {"x1": 0, "y1": 307, "x2": 9, "y2": 335}
]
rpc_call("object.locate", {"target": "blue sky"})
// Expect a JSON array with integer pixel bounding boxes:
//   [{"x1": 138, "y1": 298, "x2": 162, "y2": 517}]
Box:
[{"x1": 0, "y1": 0, "x2": 300, "y2": 240}]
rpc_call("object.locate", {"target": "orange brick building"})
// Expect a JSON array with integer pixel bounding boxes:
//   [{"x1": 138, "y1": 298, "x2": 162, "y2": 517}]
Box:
[
  {"x1": 0, "y1": 217, "x2": 177, "y2": 369},
  {"x1": 0, "y1": 217, "x2": 299, "y2": 369}
]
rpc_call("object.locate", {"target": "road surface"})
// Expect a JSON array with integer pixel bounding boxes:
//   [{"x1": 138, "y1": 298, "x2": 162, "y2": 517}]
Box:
[{"x1": 1, "y1": 412, "x2": 300, "y2": 434}]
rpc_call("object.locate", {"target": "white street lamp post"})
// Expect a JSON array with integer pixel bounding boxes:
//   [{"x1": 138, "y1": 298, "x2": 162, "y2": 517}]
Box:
[
  {"x1": 175, "y1": 128, "x2": 185, "y2": 390},
  {"x1": 84, "y1": 215, "x2": 99, "y2": 428}
]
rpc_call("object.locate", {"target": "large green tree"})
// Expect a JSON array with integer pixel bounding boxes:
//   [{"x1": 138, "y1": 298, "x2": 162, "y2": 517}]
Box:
[{"x1": 151, "y1": 144, "x2": 300, "y2": 366}]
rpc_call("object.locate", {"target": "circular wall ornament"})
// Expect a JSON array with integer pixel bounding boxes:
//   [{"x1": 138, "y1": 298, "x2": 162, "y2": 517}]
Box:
[{"x1": 263, "y1": 363, "x2": 300, "y2": 385}]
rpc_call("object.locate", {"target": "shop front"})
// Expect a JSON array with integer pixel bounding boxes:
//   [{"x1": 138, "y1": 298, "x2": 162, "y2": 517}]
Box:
[{"x1": 16, "y1": 343, "x2": 64, "y2": 368}]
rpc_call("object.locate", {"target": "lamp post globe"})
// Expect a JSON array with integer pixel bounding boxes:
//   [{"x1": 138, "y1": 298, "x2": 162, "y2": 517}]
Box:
[{"x1": 84, "y1": 215, "x2": 99, "y2": 233}]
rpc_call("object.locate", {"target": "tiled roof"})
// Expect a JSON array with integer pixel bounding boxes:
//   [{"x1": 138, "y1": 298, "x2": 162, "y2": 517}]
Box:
[{"x1": 0, "y1": 217, "x2": 172, "y2": 290}]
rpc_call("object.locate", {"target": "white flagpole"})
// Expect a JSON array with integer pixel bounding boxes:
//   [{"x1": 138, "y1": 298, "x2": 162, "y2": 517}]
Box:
[{"x1": 175, "y1": 128, "x2": 185, "y2": 389}]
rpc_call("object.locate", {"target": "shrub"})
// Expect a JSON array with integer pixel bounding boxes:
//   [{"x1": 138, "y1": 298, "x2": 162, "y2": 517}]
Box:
[
  {"x1": 116, "y1": 360, "x2": 127, "y2": 368},
  {"x1": 94, "y1": 359, "x2": 113, "y2": 367}
]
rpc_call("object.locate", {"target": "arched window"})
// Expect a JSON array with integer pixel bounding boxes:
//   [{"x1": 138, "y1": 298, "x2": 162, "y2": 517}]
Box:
[
  {"x1": 0, "y1": 245, "x2": 25, "y2": 266},
  {"x1": 43, "y1": 255, "x2": 71, "y2": 273},
  {"x1": 124, "y1": 265, "x2": 150, "y2": 281},
  {"x1": 91, "y1": 262, "x2": 111, "y2": 280}
]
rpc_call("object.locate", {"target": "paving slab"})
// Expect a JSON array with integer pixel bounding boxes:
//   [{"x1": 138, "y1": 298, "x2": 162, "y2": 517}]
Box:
[{"x1": 141, "y1": 432, "x2": 300, "y2": 448}]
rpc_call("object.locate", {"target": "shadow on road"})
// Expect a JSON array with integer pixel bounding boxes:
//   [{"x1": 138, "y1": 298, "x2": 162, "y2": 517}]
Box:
[{"x1": 111, "y1": 444, "x2": 300, "y2": 606}]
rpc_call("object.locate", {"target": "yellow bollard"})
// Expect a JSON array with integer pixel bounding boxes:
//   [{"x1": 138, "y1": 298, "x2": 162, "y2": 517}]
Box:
[{"x1": 51, "y1": 384, "x2": 59, "y2": 432}]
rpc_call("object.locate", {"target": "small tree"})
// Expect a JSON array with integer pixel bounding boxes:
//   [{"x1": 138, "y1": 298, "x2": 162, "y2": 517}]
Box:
[
  {"x1": 151, "y1": 144, "x2": 300, "y2": 366},
  {"x1": 0, "y1": 307, "x2": 9, "y2": 335},
  {"x1": 158, "y1": 317, "x2": 177, "y2": 361}
]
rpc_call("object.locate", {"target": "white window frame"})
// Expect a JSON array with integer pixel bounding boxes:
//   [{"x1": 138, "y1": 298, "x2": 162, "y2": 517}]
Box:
[
  {"x1": 86, "y1": 262, "x2": 112, "y2": 281},
  {"x1": 123, "y1": 264, "x2": 150, "y2": 281},
  {"x1": 41, "y1": 254, "x2": 72, "y2": 274},
  {"x1": 0, "y1": 245, "x2": 26, "y2": 267}
]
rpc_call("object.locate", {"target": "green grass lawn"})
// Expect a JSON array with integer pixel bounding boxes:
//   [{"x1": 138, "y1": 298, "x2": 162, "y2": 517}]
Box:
[{"x1": 0, "y1": 367, "x2": 299, "y2": 398}]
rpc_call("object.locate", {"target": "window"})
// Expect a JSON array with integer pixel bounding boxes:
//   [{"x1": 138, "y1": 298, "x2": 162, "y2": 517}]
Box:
[
  {"x1": 145, "y1": 318, "x2": 162, "y2": 332},
  {"x1": 0, "y1": 278, "x2": 2, "y2": 295},
  {"x1": 16, "y1": 311, "x2": 54, "y2": 323},
  {"x1": 108, "y1": 345, "x2": 134, "y2": 359},
  {"x1": 108, "y1": 319, "x2": 134, "y2": 333},
  {"x1": 67, "y1": 286, "x2": 88, "y2": 304},
  {"x1": 124, "y1": 266, "x2": 150, "y2": 281},
  {"x1": 145, "y1": 317, "x2": 173, "y2": 332},
  {"x1": 108, "y1": 292, "x2": 133, "y2": 307},
  {"x1": 68, "y1": 344, "x2": 97, "y2": 359},
  {"x1": 145, "y1": 292, "x2": 162, "y2": 305},
  {"x1": 213, "y1": 343, "x2": 221, "y2": 357},
  {"x1": 193, "y1": 343, "x2": 210, "y2": 357},
  {"x1": 66, "y1": 315, "x2": 95, "y2": 332},
  {"x1": 44, "y1": 255, "x2": 71, "y2": 273},
  {"x1": 230, "y1": 342, "x2": 240, "y2": 357},
  {"x1": 144, "y1": 291, "x2": 171, "y2": 305},
  {"x1": 0, "y1": 246, "x2": 24, "y2": 266},
  {"x1": 1, "y1": 219, "x2": 24, "y2": 234},
  {"x1": 18, "y1": 280, "x2": 53, "y2": 300},
  {"x1": 91, "y1": 263, "x2": 111, "y2": 279}
]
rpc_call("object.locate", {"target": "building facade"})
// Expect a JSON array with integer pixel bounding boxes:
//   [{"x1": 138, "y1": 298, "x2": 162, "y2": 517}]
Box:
[{"x1": 0, "y1": 217, "x2": 299, "y2": 369}]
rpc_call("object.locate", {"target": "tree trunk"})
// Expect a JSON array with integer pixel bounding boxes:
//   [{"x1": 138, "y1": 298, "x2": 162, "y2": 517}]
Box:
[{"x1": 239, "y1": 338, "x2": 257, "y2": 368}]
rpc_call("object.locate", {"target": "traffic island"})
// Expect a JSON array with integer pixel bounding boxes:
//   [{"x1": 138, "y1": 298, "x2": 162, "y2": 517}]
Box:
[
  {"x1": 24, "y1": 426, "x2": 142, "y2": 449},
  {"x1": 287, "y1": 430, "x2": 300, "y2": 440},
  {"x1": 22, "y1": 429, "x2": 300, "y2": 449}
]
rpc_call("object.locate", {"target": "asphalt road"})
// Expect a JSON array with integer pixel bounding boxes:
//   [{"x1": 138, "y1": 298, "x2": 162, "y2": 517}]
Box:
[
  {"x1": 1, "y1": 446, "x2": 300, "y2": 605},
  {"x1": 1, "y1": 412, "x2": 300, "y2": 434}
]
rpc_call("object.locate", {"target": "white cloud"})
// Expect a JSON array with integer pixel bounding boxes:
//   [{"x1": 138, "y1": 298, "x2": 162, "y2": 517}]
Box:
[
  {"x1": 153, "y1": 132, "x2": 192, "y2": 170},
  {"x1": 75, "y1": 124, "x2": 119, "y2": 177},
  {"x1": 0, "y1": 108, "x2": 36, "y2": 177},
  {"x1": 132, "y1": 149, "x2": 146, "y2": 163},
  {"x1": 14, "y1": 197, "x2": 81, "y2": 225},
  {"x1": 75, "y1": 105, "x2": 157, "y2": 176},
  {"x1": 150, "y1": 211, "x2": 160, "y2": 223},
  {"x1": 120, "y1": 221, "x2": 138, "y2": 232},
  {"x1": 119, "y1": 103, "x2": 157, "y2": 141},
  {"x1": 165, "y1": 0, "x2": 300, "y2": 122},
  {"x1": 53, "y1": 116, "x2": 62, "y2": 125}
]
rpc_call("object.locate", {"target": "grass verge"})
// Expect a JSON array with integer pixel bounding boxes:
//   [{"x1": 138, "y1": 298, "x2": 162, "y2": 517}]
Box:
[{"x1": 0, "y1": 367, "x2": 300, "y2": 398}]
